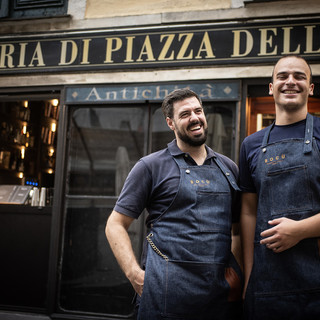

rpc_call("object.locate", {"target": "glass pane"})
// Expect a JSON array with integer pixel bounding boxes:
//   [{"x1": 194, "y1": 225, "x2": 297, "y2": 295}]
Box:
[
  {"x1": 68, "y1": 107, "x2": 146, "y2": 196},
  {"x1": 204, "y1": 103, "x2": 235, "y2": 159},
  {"x1": 151, "y1": 107, "x2": 175, "y2": 152},
  {"x1": 59, "y1": 106, "x2": 147, "y2": 317},
  {"x1": 151, "y1": 103, "x2": 236, "y2": 159}
]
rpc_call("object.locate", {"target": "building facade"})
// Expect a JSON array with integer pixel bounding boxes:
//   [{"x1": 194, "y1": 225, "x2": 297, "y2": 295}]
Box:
[{"x1": 0, "y1": 1, "x2": 319, "y2": 319}]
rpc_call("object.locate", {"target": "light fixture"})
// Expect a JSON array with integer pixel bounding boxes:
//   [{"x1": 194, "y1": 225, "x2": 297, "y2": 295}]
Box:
[
  {"x1": 18, "y1": 172, "x2": 24, "y2": 179},
  {"x1": 51, "y1": 122, "x2": 56, "y2": 132},
  {"x1": 52, "y1": 99, "x2": 59, "y2": 107},
  {"x1": 21, "y1": 147, "x2": 25, "y2": 159},
  {"x1": 49, "y1": 148, "x2": 55, "y2": 157},
  {"x1": 24, "y1": 101, "x2": 28, "y2": 108}
]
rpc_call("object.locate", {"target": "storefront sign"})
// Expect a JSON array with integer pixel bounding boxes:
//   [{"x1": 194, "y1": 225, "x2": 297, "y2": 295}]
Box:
[
  {"x1": 65, "y1": 82, "x2": 240, "y2": 103},
  {"x1": 0, "y1": 19, "x2": 319, "y2": 74}
]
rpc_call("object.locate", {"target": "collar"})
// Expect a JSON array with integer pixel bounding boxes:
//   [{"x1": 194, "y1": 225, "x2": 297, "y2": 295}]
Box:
[{"x1": 167, "y1": 139, "x2": 216, "y2": 160}]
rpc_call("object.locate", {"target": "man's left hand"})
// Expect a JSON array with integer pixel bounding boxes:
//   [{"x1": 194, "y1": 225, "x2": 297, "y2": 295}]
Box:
[{"x1": 260, "y1": 217, "x2": 302, "y2": 253}]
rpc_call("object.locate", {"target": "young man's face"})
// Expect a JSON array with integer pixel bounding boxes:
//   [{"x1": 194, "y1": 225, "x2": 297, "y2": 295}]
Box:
[
  {"x1": 166, "y1": 96, "x2": 208, "y2": 147},
  {"x1": 269, "y1": 56, "x2": 314, "y2": 113}
]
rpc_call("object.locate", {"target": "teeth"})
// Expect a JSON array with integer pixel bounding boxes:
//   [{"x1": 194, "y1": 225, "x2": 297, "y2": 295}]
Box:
[
  {"x1": 284, "y1": 90, "x2": 297, "y2": 94},
  {"x1": 190, "y1": 125, "x2": 201, "y2": 131}
]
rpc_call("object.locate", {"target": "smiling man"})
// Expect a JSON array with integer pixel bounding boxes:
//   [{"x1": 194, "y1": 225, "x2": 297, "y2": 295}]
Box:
[
  {"x1": 240, "y1": 55, "x2": 320, "y2": 320},
  {"x1": 106, "y1": 88, "x2": 243, "y2": 319}
]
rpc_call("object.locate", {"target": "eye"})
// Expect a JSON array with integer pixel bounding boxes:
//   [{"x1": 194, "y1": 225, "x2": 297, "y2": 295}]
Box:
[
  {"x1": 295, "y1": 73, "x2": 307, "y2": 80},
  {"x1": 180, "y1": 112, "x2": 189, "y2": 118},
  {"x1": 277, "y1": 73, "x2": 287, "y2": 80}
]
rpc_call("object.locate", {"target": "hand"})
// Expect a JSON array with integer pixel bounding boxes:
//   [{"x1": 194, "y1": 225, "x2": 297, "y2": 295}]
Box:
[
  {"x1": 130, "y1": 269, "x2": 145, "y2": 297},
  {"x1": 260, "y1": 217, "x2": 302, "y2": 253}
]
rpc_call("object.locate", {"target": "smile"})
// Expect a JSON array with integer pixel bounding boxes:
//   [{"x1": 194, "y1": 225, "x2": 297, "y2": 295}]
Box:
[
  {"x1": 282, "y1": 90, "x2": 299, "y2": 94},
  {"x1": 190, "y1": 124, "x2": 201, "y2": 131}
]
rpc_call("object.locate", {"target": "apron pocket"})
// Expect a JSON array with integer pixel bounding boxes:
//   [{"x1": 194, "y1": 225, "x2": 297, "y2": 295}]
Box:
[
  {"x1": 196, "y1": 191, "x2": 231, "y2": 232},
  {"x1": 266, "y1": 165, "x2": 312, "y2": 217},
  {"x1": 254, "y1": 289, "x2": 320, "y2": 320},
  {"x1": 162, "y1": 260, "x2": 229, "y2": 319}
]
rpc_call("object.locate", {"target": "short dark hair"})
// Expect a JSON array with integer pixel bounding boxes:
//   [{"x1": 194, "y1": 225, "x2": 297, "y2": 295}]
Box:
[
  {"x1": 271, "y1": 55, "x2": 313, "y2": 84},
  {"x1": 161, "y1": 88, "x2": 202, "y2": 119}
]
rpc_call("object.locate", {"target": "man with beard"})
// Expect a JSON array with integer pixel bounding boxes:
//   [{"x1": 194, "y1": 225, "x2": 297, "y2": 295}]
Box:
[
  {"x1": 106, "y1": 88, "x2": 242, "y2": 320},
  {"x1": 240, "y1": 55, "x2": 320, "y2": 320}
]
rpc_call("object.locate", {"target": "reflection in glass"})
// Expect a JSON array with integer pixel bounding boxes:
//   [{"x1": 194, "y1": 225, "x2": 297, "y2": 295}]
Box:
[
  {"x1": 68, "y1": 107, "x2": 146, "y2": 196},
  {"x1": 59, "y1": 107, "x2": 147, "y2": 317}
]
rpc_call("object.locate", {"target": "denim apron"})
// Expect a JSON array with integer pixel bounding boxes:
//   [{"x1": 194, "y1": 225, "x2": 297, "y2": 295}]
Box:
[
  {"x1": 245, "y1": 114, "x2": 320, "y2": 320},
  {"x1": 137, "y1": 152, "x2": 242, "y2": 320}
]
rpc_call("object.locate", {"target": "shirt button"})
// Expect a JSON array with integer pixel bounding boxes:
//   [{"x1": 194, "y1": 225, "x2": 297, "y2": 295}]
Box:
[
  {"x1": 262, "y1": 148, "x2": 267, "y2": 153},
  {"x1": 186, "y1": 169, "x2": 190, "y2": 174},
  {"x1": 305, "y1": 140, "x2": 310, "y2": 144},
  {"x1": 226, "y1": 172, "x2": 230, "y2": 176}
]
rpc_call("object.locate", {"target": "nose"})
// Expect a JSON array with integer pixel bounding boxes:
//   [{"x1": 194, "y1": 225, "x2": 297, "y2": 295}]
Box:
[
  {"x1": 189, "y1": 111, "x2": 199, "y2": 122},
  {"x1": 286, "y1": 74, "x2": 296, "y2": 85}
]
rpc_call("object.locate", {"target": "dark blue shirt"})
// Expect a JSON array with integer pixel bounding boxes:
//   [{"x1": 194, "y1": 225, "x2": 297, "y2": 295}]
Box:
[
  {"x1": 239, "y1": 115, "x2": 320, "y2": 193},
  {"x1": 115, "y1": 139, "x2": 241, "y2": 226}
]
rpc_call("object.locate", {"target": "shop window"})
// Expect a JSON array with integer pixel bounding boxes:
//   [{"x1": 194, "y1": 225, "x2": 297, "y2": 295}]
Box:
[
  {"x1": 247, "y1": 96, "x2": 320, "y2": 135},
  {"x1": 0, "y1": 98, "x2": 59, "y2": 205},
  {"x1": 152, "y1": 102, "x2": 236, "y2": 159},
  {"x1": 59, "y1": 105, "x2": 149, "y2": 317},
  {"x1": 0, "y1": 0, "x2": 68, "y2": 19},
  {"x1": 58, "y1": 102, "x2": 238, "y2": 317}
]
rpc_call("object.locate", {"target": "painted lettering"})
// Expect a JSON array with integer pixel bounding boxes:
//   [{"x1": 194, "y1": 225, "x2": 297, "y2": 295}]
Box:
[
  {"x1": 80, "y1": 39, "x2": 91, "y2": 65},
  {"x1": 195, "y1": 32, "x2": 215, "y2": 59},
  {"x1": 231, "y1": 30, "x2": 253, "y2": 57},
  {"x1": 305, "y1": 25, "x2": 320, "y2": 53},
  {"x1": 85, "y1": 88, "x2": 102, "y2": 101},
  {"x1": 158, "y1": 34, "x2": 175, "y2": 61},
  {"x1": 282, "y1": 27, "x2": 300, "y2": 54},
  {"x1": 177, "y1": 33, "x2": 194, "y2": 59},
  {"x1": 59, "y1": 40, "x2": 78, "y2": 65},
  {"x1": 124, "y1": 36, "x2": 135, "y2": 62},
  {"x1": 18, "y1": 43, "x2": 28, "y2": 67},
  {"x1": 258, "y1": 28, "x2": 277, "y2": 56},
  {"x1": 104, "y1": 37, "x2": 122, "y2": 63},
  {"x1": 28, "y1": 42, "x2": 45, "y2": 67},
  {"x1": 136, "y1": 36, "x2": 156, "y2": 62},
  {"x1": 0, "y1": 44, "x2": 15, "y2": 68}
]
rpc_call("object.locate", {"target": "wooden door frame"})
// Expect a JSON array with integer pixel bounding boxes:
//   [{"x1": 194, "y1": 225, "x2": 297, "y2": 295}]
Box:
[{"x1": 247, "y1": 96, "x2": 320, "y2": 136}]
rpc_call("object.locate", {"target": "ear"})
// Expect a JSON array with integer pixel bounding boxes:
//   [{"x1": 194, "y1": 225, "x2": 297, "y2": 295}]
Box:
[
  {"x1": 269, "y1": 83, "x2": 273, "y2": 95},
  {"x1": 309, "y1": 83, "x2": 314, "y2": 96},
  {"x1": 166, "y1": 117, "x2": 175, "y2": 131}
]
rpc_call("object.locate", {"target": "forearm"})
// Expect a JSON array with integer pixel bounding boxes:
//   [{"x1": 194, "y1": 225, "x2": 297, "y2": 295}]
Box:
[
  {"x1": 106, "y1": 220, "x2": 140, "y2": 279},
  {"x1": 297, "y1": 212, "x2": 320, "y2": 240},
  {"x1": 231, "y1": 223, "x2": 242, "y2": 269},
  {"x1": 105, "y1": 211, "x2": 144, "y2": 295},
  {"x1": 240, "y1": 193, "x2": 258, "y2": 295}
]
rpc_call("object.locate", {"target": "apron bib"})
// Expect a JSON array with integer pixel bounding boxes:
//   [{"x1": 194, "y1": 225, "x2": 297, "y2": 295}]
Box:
[
  {"x1": 138, "y1": 153, "x2": 242, "y2": 320},
  {"x1": 245, "y1": 114, "x2": 320, "y2": 320}
]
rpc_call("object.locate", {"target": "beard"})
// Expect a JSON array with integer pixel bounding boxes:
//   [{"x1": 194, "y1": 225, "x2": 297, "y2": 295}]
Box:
[{"x1": 176, "y1": 124, "x2": 208, "y2": 147}]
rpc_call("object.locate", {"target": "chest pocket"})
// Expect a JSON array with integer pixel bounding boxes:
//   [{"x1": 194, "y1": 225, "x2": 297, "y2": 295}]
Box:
[
  {"x1": 196, "y1": 182, "x2": 232, "y2": 233},
  {"x1": 266, "y1": 164, "x2": 313, "y2": 217}
]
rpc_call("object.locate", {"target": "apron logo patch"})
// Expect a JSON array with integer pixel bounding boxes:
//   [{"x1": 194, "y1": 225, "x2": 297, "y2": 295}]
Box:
[
  {"x1": 190, "y1": 179, "x2": 210, "y2": 187},
  {"x1": 264, "y1": 154, "x2": 286, "y2": 165}
]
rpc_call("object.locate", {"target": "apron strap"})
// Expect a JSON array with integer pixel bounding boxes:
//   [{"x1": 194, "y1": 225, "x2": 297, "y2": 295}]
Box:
[
  {"x1": 261, "y1": 122, "x2": 275, "y2": 148},
  {"x1": 303, "y1": 113, "x2": 313, "y2": 154},
  {"x1": 214, "y1": 157, "x2": 241, "y2": 191},
  {"x1": 261, "y1": 114, "x2": 314, "y2": 154}
]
